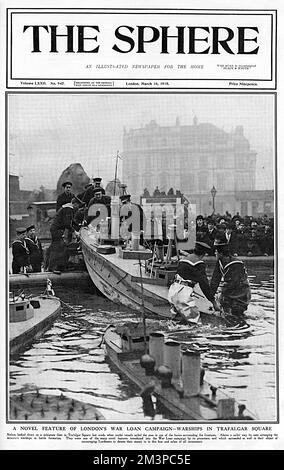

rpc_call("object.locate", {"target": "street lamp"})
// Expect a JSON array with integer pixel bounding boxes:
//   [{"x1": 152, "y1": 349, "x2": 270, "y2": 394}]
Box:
[{"x1": 211, "y1": 186, "x2": 217, "y2": 214}]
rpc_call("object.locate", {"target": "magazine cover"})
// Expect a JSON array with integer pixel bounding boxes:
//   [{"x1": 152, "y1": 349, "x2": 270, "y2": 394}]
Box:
[{"x1": 0, "y1": 0, "x2": 283, "y2": 455}]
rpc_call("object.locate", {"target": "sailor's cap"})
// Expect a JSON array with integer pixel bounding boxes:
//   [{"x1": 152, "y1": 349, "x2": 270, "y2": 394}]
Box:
[
  {"x1": 93, "y1": 186, "x2": 104, "y2": 194},
  {"x1": 120, "y1": 194, "x2": 131, "y2": 202},
  {"x1": 16, "y1": 227, "x2": 26, "y2": 234},
  {"x1": 62, "y1": 181, "x2": 72, "y2": 187}
]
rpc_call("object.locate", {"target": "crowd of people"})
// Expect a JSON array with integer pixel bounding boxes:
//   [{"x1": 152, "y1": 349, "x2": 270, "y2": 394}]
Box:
[{"x1": 195, "y1": 212, "x2": 274, "y2": 257}]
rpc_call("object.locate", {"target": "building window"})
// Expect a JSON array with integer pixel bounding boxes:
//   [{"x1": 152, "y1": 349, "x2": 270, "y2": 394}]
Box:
[{"x1": 263, "y1": 201, "x2": 272, "y2": 213}]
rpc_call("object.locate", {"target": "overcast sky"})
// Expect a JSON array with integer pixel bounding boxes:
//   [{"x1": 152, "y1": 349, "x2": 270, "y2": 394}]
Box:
[{"x1": 9, "y1": 93, "x2": 274, "y2": 191}]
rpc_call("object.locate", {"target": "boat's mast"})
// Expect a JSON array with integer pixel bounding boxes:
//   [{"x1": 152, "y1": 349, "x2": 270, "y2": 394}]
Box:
[
  {"x1": 113, "y1": 150, "x2": 120, "y2": 197},
  {"x1": 138, "y1": 256, "x2": 147, "y2": 353}
]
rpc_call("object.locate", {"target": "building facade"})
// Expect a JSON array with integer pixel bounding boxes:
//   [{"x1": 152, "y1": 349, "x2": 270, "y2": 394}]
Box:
[{"x1": 122, "y1": 118, "x2": 269, "y2": 216}]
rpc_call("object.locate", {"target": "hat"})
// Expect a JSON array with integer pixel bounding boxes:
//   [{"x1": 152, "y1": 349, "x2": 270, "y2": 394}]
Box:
[
  {"x1": 16, "y1": 227, "x2": 26, "y2": 234},
  {"x1": 26, "y1": 224, "x2": 35, "y2": 232},
  {"x1": 196, "y1": 215, "x2": 204, "y2": 220},
  {"x1": 84, "y1": 183, "x2": 93, "y2": 189},
  {"x1": 195, "y1": 241, "x2": 211, "y2": 250},
  {"x1": 62, "y1": 181, "x2": 72, "y2": 187},
  {"x1": 93, "y1": 177, "x2": 102, "y2": 183},
  {"x1": 93, "y1": 186, "x2": 104, "y2": 194},
  {"x1": 120, "y1": 194, "x2": 131, "y2": 203}
]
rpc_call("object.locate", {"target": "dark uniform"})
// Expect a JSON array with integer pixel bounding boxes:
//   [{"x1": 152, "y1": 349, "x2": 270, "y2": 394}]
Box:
[
  {"x1": 119, "y1": 195, "x2": 146, "y2": 242},
  {"x1": 168, "y1": 250, "x2": 217, "y2": 323},
  {"x1": 48, "y1": 204, "x2": 75, "y2": 271},
  {"x1": 175, "y1": 253, "x2": 216, "y2": 303},
  {"x1": 56, "y1": 191, "x2": 74, "y2": 212},
  {"x1": 82, "y1": 178, "x2": 105, "y2": 206},
  {"x1": 25, "y1": 235, "x2": 43, "y2": 272},
  {"x1": 88, "y1": 194, "x2": 111, "y2": 211},
  {"x1": 210, "y1": 256, "x2": 251, "y2": 316},
  {"x1": 12, "y1": 234, "x2": 30, "y2": 274},
  {"x1": 50, "y1": 204, "x2": 74, "y2": 241},
  {"x1": 86, "y1": 190, "x2": 111, "y2": 226},
  {"x1": 77, "y1": 183, "x2": 93, "y2": 202}
]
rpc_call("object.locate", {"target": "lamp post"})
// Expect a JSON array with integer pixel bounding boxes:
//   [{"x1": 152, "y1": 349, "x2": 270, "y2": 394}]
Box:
[{"x1": 211, "y1": 186, "x2": 217, "y2": 214}]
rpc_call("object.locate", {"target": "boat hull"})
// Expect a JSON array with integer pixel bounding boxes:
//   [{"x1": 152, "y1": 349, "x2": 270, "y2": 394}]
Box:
[
  {"x1": 104, "y1": 327, "x2": 254, "y2": 420},
  {"x1": 81, "y1": 228, "x2": 237, "y2": 326},
  {"x1": 9, "y1": 296, "x2": 61, "y2": 357}
]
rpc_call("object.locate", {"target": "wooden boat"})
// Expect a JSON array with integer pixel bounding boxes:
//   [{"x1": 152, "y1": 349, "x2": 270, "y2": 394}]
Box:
[
  {"x1": 80, "y1": 226, "x2": 243, "y2": 327},
  {"x1": 104, "y1": 321, "x2": 256, "y2": 421},
  {"x1": 9, "y1": 293, "x2": 61, "y2": 357}
]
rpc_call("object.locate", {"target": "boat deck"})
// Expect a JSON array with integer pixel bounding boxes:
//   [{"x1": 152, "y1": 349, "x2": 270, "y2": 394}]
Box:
[
  {"x1": 82, "y1": 228, "x2": 218, "y2": 316},
  {"x1": 105, "y1": 327, "x2": 255, "y2": 420},
  {"x1": 10, "y1": 296, "x2": 61, "y2": 356}
]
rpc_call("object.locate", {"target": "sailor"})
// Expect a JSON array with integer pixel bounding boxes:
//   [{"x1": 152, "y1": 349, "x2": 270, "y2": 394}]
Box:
[
  {"x1": 210, "y1": 237, "x2": 251, "y2": 317},
  {"x1": 76, "y1": 182, "x2": 93, "y2": 202},
  {"x1": 56, "y1": 181, "x2": 74, "y2": 212},
  {"x1": 168, "y1": 241, "x2": 220, "y2": 324},
  {"x1": 88, "y1": 186, "x2": 111, "y2": 209},
  {"x1": 119, "y1": 194, "x2": 146, "y2": 244},
  {"x1": 25, "y1": 224, "x2": 43, "y2": 272},
  {"x1": 82, "y1": 177, "x2": 105, "y2": 206},
  {"x1": 48, "y1": 197, "x2": 81, "y2": 272},
  {"x1": 11, "y1": 227, "x2": 31, "y2": 274},
  {"x1": 51, "y1": 197, "x2": 81, "y2": 241},
  {"x1": 86, "y1": 186, "x2": 111, "y2": 224}
]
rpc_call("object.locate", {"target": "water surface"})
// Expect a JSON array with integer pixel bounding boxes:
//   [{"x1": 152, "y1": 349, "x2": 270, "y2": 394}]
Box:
[{"x1": 9, "y1": 266, "x2": 276, "y2": 421}]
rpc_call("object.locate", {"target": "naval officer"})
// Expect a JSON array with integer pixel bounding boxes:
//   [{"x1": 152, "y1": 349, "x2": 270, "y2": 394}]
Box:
[
  {"x1": 168, "y1": 241, "x2": 220, "y2": 324},
  {"x1": 11, "y1": 227, "x2": 31, "y2": 274},
  {"x1": 25, "y1": 224, "x2": 43, "y2": 273},
  {"x1": 56, "y1": 181, "x2": 74, "y2": 212}
]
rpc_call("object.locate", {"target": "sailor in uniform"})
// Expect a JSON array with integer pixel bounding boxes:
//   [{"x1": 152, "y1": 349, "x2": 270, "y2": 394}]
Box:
[
  {"x1": 82, "y1": 177, "x2": 105, "y2": 206},
  {"x1": 210, "y1": 237, "x2": 251, "y2": 317},
  {"x1": 119, "y1": 194, "x2": 146, "y2": 245},
  {"x1": 76, "y1": 182, "x2": 93, "y2": 202},
  {"x1": 25, "y1": 224, "x2": 43, "y2": 272},
  {"x1": 11, "y1": 227, "x2": 31, "y2": 274},
  {"x1": 48, "y1": 197, "x2": 81, "y2": 272},
  {"x1": 168, "y1": 241, "x2": 220, "y2": 324},
  {"x1": 86, "y1": 186, "x2": 111, "y2": 226},
  {"x1": 56, "y1": 181, "x2": 74, "y2": 212}
]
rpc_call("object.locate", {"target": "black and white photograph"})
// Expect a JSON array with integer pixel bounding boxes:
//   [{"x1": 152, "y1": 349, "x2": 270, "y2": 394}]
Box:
[
  {"x1": 7, "y1": 92, "x2": 276, "y2": 423},
  {"x1": 2, "y1": 1, "x2": 283, "y2": 454}
]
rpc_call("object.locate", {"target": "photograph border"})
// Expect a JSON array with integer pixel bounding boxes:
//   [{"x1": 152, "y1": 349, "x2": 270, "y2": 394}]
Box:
[{"x1": 5, "y1": 89, "x2": 278, "y2": 424}]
